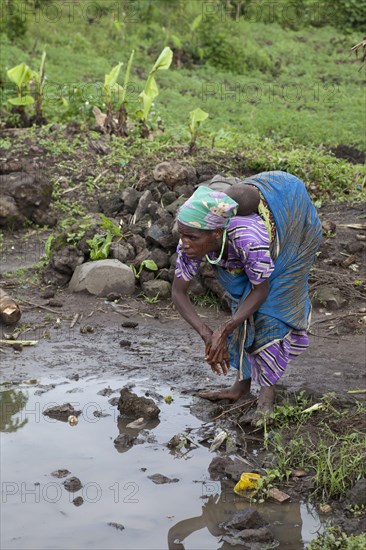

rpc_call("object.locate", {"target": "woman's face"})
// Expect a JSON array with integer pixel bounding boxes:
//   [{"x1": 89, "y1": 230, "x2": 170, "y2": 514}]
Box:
[{"x1": 177, "y1": 222, "x2": 221, "y2": 260}]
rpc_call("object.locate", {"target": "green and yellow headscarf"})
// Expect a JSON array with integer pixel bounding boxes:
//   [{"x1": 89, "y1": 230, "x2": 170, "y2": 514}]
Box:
[{"x1": 177, "y1": 186, "x2": 238, "y2": 230}]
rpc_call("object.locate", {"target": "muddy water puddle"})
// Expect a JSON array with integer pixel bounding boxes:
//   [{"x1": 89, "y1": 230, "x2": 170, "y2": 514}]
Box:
[{"x1": 1, "y1": 377, "x2": 322, "y2": 549}]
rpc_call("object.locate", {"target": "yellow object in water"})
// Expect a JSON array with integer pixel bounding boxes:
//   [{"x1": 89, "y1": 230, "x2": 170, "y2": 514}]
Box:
[{"x1": 233, "y1": 473, "x2": 262, "y2": 495}]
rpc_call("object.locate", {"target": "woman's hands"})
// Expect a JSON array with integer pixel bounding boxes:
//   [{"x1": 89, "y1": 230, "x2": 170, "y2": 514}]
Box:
[{"x1": 204, "y1": 324, "x2": 230, "y2": 376}]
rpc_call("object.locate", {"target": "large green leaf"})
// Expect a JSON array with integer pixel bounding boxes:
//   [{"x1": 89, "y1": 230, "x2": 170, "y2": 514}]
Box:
[
  {"x1": 138, "y1": 75, "x2": 159, "y2": 120},
  {"x1": 151, "y1": 46, "x2": 173, "y2": 73},
  {"x1": 8, "y1": 95, "x2": 34, "y2": 106},
  {"x1": 104, "y1": 62, "x2": 123, "y2": 90},
  {"x1": 189, "y1": 108, "x2": 209, "y2": 131},
  {"x1": 7, "y1": 63, "x2": 34, "y2": 88},
  {"x1": 121, "y1": 49, "x2": 134, "y2": 104},
  {"x1": 190, "y1": 14, "x2": 202, "y2": 32}
]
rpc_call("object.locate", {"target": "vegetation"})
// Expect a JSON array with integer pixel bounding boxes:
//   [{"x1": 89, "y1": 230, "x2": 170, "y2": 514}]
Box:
[
  {"x1": 1, "y1": 0, "x2": 365, "y2": 150},
  {"x1": 307, "y1": 528, "x2": 366, "y2": 549},
  {"x1": 255, "y1": 394, "x2": 366, "y2": 501}
]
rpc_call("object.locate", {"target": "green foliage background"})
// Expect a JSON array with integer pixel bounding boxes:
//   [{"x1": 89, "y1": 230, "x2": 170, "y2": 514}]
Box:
[{"x1": 0, "y1": 0, "x2": 365, "y2": 150}]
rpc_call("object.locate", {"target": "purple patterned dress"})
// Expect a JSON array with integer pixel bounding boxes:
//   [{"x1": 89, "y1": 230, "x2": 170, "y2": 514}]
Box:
[{"x1": 175, "y1": 214, "x2": 309, "y2": 386}]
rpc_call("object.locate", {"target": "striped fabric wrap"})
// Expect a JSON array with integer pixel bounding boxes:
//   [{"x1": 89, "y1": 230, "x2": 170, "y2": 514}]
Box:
[{"x1": 215, "y1": 171, "x2": 322, "y2": 379}]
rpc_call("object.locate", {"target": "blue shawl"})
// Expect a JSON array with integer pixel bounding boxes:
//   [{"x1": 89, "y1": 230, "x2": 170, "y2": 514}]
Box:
[{"x1": 215, "y1": 171, "x2": 322, "y2": 378}]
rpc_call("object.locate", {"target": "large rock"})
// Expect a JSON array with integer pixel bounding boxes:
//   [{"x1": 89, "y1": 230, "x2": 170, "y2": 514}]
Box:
[
  {"x1": 153, "y1": 161, "x2": 197, "y2": 188},
  {"x1": 121, "y1": 187, "x2": 141, "y2": 214},
  {"x1": 69, "y1": 260, "x2": 135, "y2": 297},
  {"x1": 52, "y1": 246, "x2": 85, "y2": 274},
  {"x1": 0, "y1": 171, "x2": 52, "y2": 228},
  {"x1": 118, "y1": 387, "x2": 160, "y2": 419}
]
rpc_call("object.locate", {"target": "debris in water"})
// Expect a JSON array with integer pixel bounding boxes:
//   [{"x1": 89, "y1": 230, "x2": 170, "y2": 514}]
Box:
[
  {"x1": 63, "y1": 476, "x2": 82, "y2": 492},
  {"x1": 126, "y1": 418, "x2": 146, "y2": 429},
  {"x1": 51, "y1": 469, "x2": 71, "y2": 478},
  {"x1": 268, "y1": 487, "x2": 290, "y2": 503},
  {"x1": 107, "y1": 522, "x2": 125, "y2": 531},
  {"x1": 210, "y1": 429, "x2": 228, "y2": 452},
  {"x1": 118, "y1": 387, "x2": 160, "y2": 419},
  {"x1": 43, "y1": 403, "x2": 81, "y2": 421},
  {"x1": 148, "y1": 474, "x2": 179, "y2": 484},
  {"x1": 234, "y1": 473, "x2": 262, "y2": 495},
  {"x1": 73, "y1": 496, "x2": 84, "y2": 507},
  {"x1": 68, "y1": 415, "x2": 78, "y2": 426}
]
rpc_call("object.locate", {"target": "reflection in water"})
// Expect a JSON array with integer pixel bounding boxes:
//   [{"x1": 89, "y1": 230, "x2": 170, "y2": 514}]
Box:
[
  {"x1": 0, "y1": 389, "x2": 28, "y2": 432},
  {"x1": 168, "y1": 480, "x2": 308, "y2": 549}
]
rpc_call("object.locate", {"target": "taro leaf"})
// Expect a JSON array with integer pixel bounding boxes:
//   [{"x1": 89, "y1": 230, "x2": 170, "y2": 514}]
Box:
[
  {"x1": 8, "y1": 96, "x2": 34, "y2": 106},
  {"x1": 189, "y1": 108, "x2": 209, "y2": 133},
  {"x1": 141, "y1": 259, "x2": 158, "y2": 271},
  {"x1": 99, "y1": 214, "x2": 122, "y2": 237},
  {"x1": 7, "y1": 63, "x2": 34, "y2": 88},
  {"x1": 138, "y1": 47, "x2": 173, "y2": 120},
  {"x1": 104, "y1": 62, "x2": 123, "y2": 90},
  {"x1": 121, "y1": 49, "x2": 135, "y2": 105},
  {"x1": 190, "y1": 14, "x2": 202, "y2": 32},
  {"x1": 151, "y1": 46, "x2": 173, "y2": 73}
]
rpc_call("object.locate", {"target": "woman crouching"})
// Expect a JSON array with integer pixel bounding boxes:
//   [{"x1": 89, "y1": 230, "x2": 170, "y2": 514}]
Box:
[{"x1": 172, "y1": 171, "x2": 322, "y2": 423}]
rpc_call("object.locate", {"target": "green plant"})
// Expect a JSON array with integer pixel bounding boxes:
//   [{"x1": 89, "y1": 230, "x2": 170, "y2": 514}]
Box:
[
  {"x1": 188, "y1": 108, "x2": 209, "y2": 152},
  {"x1": 87, "y1": 233, "x2": 113, "y2": 260},
  {"x1": 32, "y1": 51, "x2": 47, "y2": 125},
  {"x1": 307, "y1": 527, "x2": 366, "y2": 549},
  {"x1": 137, "y1": 46, "x2": 173, "y2": 137},
  {"x1": 130, "y1": 259, "x2": 158, "y2": 279},
  {"x1": 140, "y1": 291, "x2": 160, "y2": 304}
]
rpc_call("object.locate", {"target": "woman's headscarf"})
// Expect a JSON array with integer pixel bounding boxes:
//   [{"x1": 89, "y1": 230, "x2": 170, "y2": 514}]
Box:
[{"x1": 177, "y1": 186, "x2": 238, "y2": 230}]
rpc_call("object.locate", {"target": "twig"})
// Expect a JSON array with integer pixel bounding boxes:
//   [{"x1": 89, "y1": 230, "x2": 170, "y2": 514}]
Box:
[
  {"x1": 70, "y1": 313, "x2": 79, "y2": 329},
  {"x1": 346, "y1": 389, "x2": 366, "y2": 394},
  {"x1": 17, "y1": 298, "x2": 62, "y2": 314},
  {"x1": 0, "y1": 339, "x2": 38, "y2": 346},
  {"x1": 211, "y1": 398, "x2": 256, "y2": 421}
]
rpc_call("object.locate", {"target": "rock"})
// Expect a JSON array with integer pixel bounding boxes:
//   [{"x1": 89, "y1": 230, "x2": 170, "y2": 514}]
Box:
[
  {"x1": 63, "y1": 476, "x2": 82, "y2": 492},
  {"x1": 148, "y1": 474, "x2": 179, "y2": 484},
  {"x1": 43, "y1": 265, "x2": 71, "y2": 286},
  {"x1": 97, "y1": 387, "x2": 114, "y2": 397},
  {"x1": 121, "y1": 187, "x2": 141, "y2": 213},
  {"x1": 128, "y1": 234, "x2": 147, "y2": 255},
  {"x1": 146, "y1": 221, "x2": 177, "y2": 250},
  {"x1": 208, "y1": 455, "x2": 259, "y2": 481},
  {"x1": 0, "y1": 171, "x2": 52, "y2": 228},
  {"x1": 189, "y1": 278, "x2": 206, "y2": 296},
  {"x1": 141, "y1": 280, "x2": 171, "y2": 300},
  {"x1": 161, "y1": 191, "x2": 178, "y2": 206},
  {"x1": 133, "y1": 190, "x2": 152, "y2": 223},
  {"x1": 221, "y1": 509, "x2": 267, "y2": 531},
  {"x1": 110, "y1": 242, "x2": 135, "y2": 263},
  {"x1": 107, "y1": 522, "x2": 125, "y2": 531},
  {"x1": 148, "y1": 201, "x2": 166, "y2": 221},
  {"x1": 41, "y1": 286, "x2": 55, "y2": 299},
  {"x1": 106, "y1": 292, "x2": 121, "y2": 301},
  {"x1": 222, "y1": 526, "x2": 274, "y2": 547},
  {"x1": 175, "y1": 184, "x2": 195, "y2": 197},
  {"x1": 47, "y1": 299, "x2": 63, "y2": 307},
  {"x1": 166, "y1": 196, "x2": 187, "y2": 216},
  {"x1": 121, "y1": 321, "x2": 138, "y2": 328},
  {"x1": 119, "y1": 339, "x2": 131, "y2": 347},
  {"x1": 313, "y1": 286, "x2": 347, "y2": 310},
  {"x1": 0, "y1": 195, "x2": 25, "y2": 227},
  {"x1": 69, "y1": 260, "x2": 135, "y2": 297},
  {"x1": 118, "y1": 387, "x2": 160, "y2": 419},
  {"x1": 153, "y1": 161, "x2": 197, "y2": 188},
  {"x1": 149, "y1": 249, "x2": 170, "y2": 269},
  {"x1": 73, "y1": 496, "x2": 84, "y2": 507},
  {"x1": 132, "y1": 248, "x2": 151, "y2": 267},
  {"x1": 346, "y1": 479, "x2": 366, "y2": 506},
  {"x1": 52, "y1": 246, "x2": 85, "y2": 274},
  {"x1": 346, "y1": 241, "x2": 364, "y2": 255},
  {"x1": 139, "y1": 270, "x2": 155, "y2": 285},
  {"x1": 98, "y1": 194, "x2": 123, "y2": 216},
  {"x1": 43, "y1": 403, "x2": 81, "y2": 421},
  {"x1": 114, "y1": 433, "x2": 136, "y2": 451},
  {"x1": 51, "y1": 469, "x2": 71, "y2": 478}
]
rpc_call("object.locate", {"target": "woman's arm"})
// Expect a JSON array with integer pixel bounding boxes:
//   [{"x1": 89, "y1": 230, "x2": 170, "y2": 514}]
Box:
[
  {"x1": 172, "y1": 276, "x2": 213, "y2": 344},
  {"x1": 206, "y1": 279, "x2": 269, "y2": 364},
  {"x1": 172, "y1": 276, "x2": 230, "y2": 375}
]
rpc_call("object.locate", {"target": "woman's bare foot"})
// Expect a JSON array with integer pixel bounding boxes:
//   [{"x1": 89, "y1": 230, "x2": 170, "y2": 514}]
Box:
[
  {"x1": 252, "y1": 386, "x2": 275, "y2": 425},
  {"x1": 198, "y1": 379, "x2": 251, "y2": 402}
]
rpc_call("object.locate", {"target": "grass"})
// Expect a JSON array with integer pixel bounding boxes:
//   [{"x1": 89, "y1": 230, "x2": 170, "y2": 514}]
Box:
[
  {"x1": 307, "y1": 528, "x2": 366, "y2": 549},
  {"x1": 1, "y1": 1, "x2": 365, "y2": 150},
  {"x1": 261, "y1": 394, "x2": 366, "y2": 501}
]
